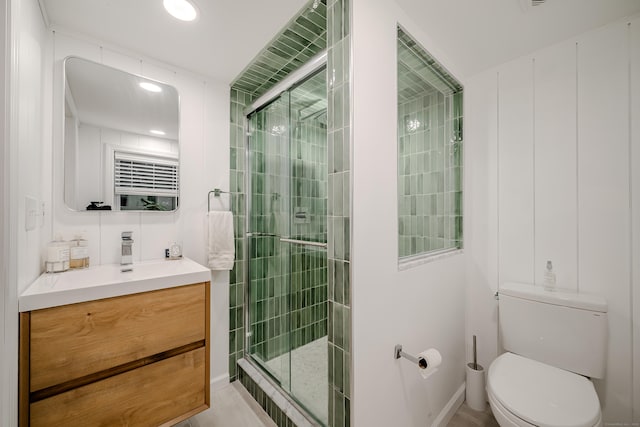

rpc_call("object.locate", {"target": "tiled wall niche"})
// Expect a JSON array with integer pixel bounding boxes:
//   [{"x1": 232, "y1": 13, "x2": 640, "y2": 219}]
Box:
[{"x1": 396, "y1": 28, "x2": 463, "y2": 261}]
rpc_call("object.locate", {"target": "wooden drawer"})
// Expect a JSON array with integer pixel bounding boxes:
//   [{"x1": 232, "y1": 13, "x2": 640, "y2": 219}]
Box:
[
  {"x1": 29, "y1": 283, "x2": 206, "y2": 392},
  {"x1": 30, "y1": 347, "x2": 206, "y2": 427}
]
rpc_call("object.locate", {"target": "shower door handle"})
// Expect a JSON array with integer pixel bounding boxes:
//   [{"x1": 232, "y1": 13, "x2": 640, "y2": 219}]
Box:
[{"x1": 279, "y1": 238, "x2": 327, "y2": 249}]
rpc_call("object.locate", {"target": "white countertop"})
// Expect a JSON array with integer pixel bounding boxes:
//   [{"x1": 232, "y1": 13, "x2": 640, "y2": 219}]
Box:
[{"x1": 20, "y1": 258, "x2": 211, "y2": 312}]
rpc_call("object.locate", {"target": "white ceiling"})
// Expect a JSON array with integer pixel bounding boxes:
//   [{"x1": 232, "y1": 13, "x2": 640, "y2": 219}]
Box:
[
  {"x1": 395, "y1": 0, "x2": 640, "y2": 78},
  {"x1": 39, "y1": 0, "x2": 307, "y2": 84},
  {"x1": 40, "y1": 0, "x2": 640, "y2": 83}
]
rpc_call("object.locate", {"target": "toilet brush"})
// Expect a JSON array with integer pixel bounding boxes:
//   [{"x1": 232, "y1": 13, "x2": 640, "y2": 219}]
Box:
[
  {"x1": 466, "y1": 335, "x2": 487, "y2": 411},
  {"x1": 473, "y1": 335, "x2": 477, "y2": 370}
]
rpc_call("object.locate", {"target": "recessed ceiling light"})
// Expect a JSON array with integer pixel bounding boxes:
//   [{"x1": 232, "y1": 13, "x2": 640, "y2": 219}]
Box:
[
  {"x1": 163, "y1": 0, "x2": 198, "y2": 22},
  {"x1": 150, "y1": 129, "x2": 166, "y2": 136},
  {"x1": 139, "y1": 81, "x2": 162, "y2": 92}
]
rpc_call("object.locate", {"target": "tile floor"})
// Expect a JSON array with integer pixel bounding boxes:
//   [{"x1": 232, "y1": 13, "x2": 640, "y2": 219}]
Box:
[
  {"x1": 447, "y1": 403, "x2": 500, "y2": 427},
  {"x1": 177, "y1": 382, "x2": 497, "y2": 427},
  {"x1": 176, "y1": 382, "x2": 276, "y2": 427}
]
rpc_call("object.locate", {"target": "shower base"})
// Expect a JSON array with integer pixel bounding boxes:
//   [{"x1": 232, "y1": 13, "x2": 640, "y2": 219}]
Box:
[{"x1": 265, "y1": 336, "x2": 328, "y2": 425}]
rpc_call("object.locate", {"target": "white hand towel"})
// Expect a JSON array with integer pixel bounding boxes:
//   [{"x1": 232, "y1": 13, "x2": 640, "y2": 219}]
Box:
[{"x1": 207, "y1": 211, "x2": 235, "y2": 270}]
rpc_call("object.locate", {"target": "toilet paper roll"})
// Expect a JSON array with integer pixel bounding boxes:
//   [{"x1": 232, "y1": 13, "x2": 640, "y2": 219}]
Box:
[{"x1": 418, "y1": 348, "x2": 442, "y2": 379}]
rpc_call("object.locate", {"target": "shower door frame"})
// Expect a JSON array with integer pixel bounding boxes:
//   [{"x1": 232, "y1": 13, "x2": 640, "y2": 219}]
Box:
[{"x1": 241, "y1": 51, "x2": 328, "y2": 421}]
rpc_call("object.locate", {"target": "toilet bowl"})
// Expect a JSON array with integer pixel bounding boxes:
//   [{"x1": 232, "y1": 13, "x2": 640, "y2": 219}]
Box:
[
  {"x1": 489, "y1": 282, "x2": 608, "y2": 427},
  {"x1": 487, "y1": 353, "x2": 602, "y2": 427}
]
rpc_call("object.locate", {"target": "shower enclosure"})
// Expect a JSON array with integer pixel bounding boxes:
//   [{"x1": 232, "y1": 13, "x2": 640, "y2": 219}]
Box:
[{"x1": 245, "y1": 67, "x2": 328, "y2": 425}]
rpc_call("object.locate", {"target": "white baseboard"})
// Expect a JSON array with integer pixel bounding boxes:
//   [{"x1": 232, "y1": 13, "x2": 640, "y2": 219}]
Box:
[
  {"x1": 211, "y1": 373, "x2": 230, "y2": 392},
  {"x1": 432, "y1": 382, "x2": 465, "y2": 427}
]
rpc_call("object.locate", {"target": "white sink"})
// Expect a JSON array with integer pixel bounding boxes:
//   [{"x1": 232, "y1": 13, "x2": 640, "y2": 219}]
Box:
[{"x1": 20, "y1": 258, "x2": 211, "y2": 312}]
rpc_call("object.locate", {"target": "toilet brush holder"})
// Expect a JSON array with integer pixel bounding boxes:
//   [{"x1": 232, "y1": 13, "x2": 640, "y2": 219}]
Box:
[{"x1": 466, "y1": 362, "x2": 487, "y2": 411}]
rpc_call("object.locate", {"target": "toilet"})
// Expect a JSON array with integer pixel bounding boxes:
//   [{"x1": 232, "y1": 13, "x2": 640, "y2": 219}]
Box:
[{"x1": 487, "y1": 282, "x2": 608, "y2": 427}]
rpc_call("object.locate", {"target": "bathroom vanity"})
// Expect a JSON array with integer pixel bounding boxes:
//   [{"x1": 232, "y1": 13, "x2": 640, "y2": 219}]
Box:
[{"x1": 18, "y1": 258, "x2": 211, "y2": 427}]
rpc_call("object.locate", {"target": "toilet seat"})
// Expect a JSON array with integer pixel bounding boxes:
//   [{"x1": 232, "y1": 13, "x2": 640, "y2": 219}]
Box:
[
  {"x1": 488, "y1": 390, "x2": 535, "y2": 427},
  {"x1": 487, "y1": 352, "x2": 601, "y2": 427}
]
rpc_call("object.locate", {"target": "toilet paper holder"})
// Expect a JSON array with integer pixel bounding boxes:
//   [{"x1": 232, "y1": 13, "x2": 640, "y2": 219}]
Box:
[{"x1": 394, "y1": 344, "x2": 428, "y2": 369}]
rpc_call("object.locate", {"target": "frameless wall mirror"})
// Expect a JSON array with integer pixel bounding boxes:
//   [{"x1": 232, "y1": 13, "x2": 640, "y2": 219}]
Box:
[{"x1": 63, "y1": 56, "x2": 180, "y2": 212}]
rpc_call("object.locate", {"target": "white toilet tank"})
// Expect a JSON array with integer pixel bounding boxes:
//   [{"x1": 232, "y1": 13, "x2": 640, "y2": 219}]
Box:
[{"x1": 499, "y1": 282, "x2": 608, "y2": 379}]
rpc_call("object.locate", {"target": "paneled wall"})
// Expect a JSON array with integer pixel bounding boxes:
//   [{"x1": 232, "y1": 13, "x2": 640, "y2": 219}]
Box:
[
  {"x1": 0, "y1": 0, "x2": 7, "y2": 422},
  {"x1": 48, "y1": 30, "x2": 232, "y2": 389},
  {"x1": 6, "y1": 0, "x2": 50, "y2": 424},
  {"x1": 465, "y1": 16, "x2": 640, "y2": 422},
  {"x1": 51, "y1": 31, "x2": 229, "y2": 266},
  {"x1": 632, "y1": 17, "x2": 640, "y2": 423}
]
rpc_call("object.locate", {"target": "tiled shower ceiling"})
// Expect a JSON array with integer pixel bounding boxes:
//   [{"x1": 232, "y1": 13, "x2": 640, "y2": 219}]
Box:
[{"x1": 231, "y1": 1, "x2": 327, "y2": 100}]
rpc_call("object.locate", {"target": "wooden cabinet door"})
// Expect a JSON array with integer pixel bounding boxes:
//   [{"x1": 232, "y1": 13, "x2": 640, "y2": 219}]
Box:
[
  {"x1": 29, "y1": 283, "x2": 206, "y2": 392},
  {"x1": 30, "y1": 348, "x2": 206, "y2": 427}
]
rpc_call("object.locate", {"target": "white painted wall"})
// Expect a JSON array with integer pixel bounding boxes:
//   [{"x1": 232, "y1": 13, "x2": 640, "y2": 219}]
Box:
[
  {"x1": 14, "y1": 0, "x2": 49, "y2": 301},
  {"x1": 632, "y1": 17, "x2": 640, "y2": 423},
  {"x1": 465, "y1": 16, "x2": 640, "y2": 423},
  {"x1": 48, "y1": 30, "x2": 232, "y2": 389},
  {"x1": 351, "y1": 0, "x2": 467, "y2": 425},
  {"x1": 1, "y1": 0, "x2": 8, "y2": 422},
  {"x1": 3, "y1": 8, "x2": 232, "y2": 418},
  {"x1": 2, "y1": 0, "x2": 49, "y2": 425}
]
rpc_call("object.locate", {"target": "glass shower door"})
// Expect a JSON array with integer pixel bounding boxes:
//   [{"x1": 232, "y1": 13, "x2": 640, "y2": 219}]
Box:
[
  {"x1": 246, "y1": 67, "x2": 328, "y2": 425},
  {"x1": 247, "y1": 94, "x2": 291, "y2": 390},
  {"x1": 286, "y1": 70, "x2": 328, "y2": 425}
]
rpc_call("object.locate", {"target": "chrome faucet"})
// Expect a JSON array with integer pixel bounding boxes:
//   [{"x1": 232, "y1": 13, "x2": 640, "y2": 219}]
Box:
[{"x1": 121, "y1": 231, "x2": 133, "y2": 265}]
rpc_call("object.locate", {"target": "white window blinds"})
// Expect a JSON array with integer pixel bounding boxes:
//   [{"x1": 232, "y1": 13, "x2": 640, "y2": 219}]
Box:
[{"x1": 114, "y1": 152, "x2": 179, "y2": 197}]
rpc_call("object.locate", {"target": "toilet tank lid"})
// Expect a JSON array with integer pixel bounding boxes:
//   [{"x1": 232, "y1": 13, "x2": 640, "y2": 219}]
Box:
[{"x1": 500, "y1": 282, "x2": 607, "y2": 313}]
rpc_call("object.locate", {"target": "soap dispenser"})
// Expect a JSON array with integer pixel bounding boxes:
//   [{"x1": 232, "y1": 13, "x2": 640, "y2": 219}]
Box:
[
  {"x1": 544, "y1": 260, "x2": 556, "y2": 291},
  {"x1": 69, "y1": 233, "x2": 90, "y2": 269},
  {"x1": 46, "y1": 234, "x2": 70, "y2": 273}
]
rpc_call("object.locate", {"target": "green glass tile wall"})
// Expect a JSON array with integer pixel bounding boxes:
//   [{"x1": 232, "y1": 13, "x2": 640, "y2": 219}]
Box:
[
  {"x1": 327, "y1": 0, "x2": 351, "y2": 426},
  {"x1": 229, "y1": 1, "x2": 330, "y2": 385},
  {"x1": 229, "y1": 0, "x2": 327, "y2": 381},
  {"x1": 397, "y1": 28, "x2": 463, "y2": 259},
  {"x1": 291, "y1": 74, "x2": 328, "y2": 244},
  {"x1": 248, "y1": 235, "x2": 289, "y2": 361},
  {"x1": 289, "y1": 104, "x2": 329, "y2": 351},
  {"x1": 229, "y1": 1, "x2": 353, "y2": 425},
  {"x1": 289, "y1": 245, "x2": 328, "y2": 349},
  {"x1": 247, "y1": 96, "x2": 328, "y2": 362},
  {"x1": 247, "y1": 98, "x2": 289, "y2": 362},
  {"x1": 229, "y1": 88, "x2": 250, "y2": 382}
]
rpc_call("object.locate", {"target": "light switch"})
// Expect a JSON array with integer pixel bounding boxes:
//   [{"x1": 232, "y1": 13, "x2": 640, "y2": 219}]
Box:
[{"x1": 25, "y1": 196, "x2": 39, "y2": 231}]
